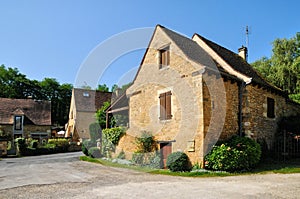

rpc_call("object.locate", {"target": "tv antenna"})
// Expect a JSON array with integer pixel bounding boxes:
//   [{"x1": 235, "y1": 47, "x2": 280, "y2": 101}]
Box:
[{"x1": 245, "y1": 26, "x2": 251, "y2": 49}]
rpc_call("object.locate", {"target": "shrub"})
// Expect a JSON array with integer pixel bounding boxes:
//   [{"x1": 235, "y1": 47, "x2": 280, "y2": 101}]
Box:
[
  {"x1": 102, "y1": 127, "x2": 125, "y2": 145},
  {"x1": 88, "y1": 147, "x2": 101, "y2": 158},
  {"x1": 15, "y1": 138, "x2": 27, "y2": 155},
  {"x1": 89, "y1": 122, "x2": 101, "y2": 142},
  {"x1": 135, "y1": 131, "x2": 156, "y2": 153},
  {"x1": 166, "y1": 152, "x2": 191, "y2": 172},
  {"x1": 82, "y1": 139, "x2": 96, "y2": 156},
  {"x1": 117, "y1": 150, "x2": 125, "y2": 159},
  {"x1": 48, "y1": 138, "x2": 70, "y2": 152},
  {"x1": 102, "y1": 127, "x2": 125, "y2": 157},
  {"x1": 131, "y1": 151, "x2": 161, "y2": 169},
  {"x1": 30, "y1": 140, "x2": 39, "y2": 149},
  {"x1": 205, "y1": 135, "x2": 261, "y2": 172}
]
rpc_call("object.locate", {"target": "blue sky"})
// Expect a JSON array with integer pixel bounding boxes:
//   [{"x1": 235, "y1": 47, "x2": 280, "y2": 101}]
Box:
[{"x1": 0, "y1": 0, "x2": 299, "y2": 89}]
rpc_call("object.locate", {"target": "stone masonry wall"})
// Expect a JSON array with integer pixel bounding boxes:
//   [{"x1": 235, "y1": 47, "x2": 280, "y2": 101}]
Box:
[
  {"x1": 202, "y1": 73, "x2": 239, "y2": 155},
  {"x1": 123, "y1": 27, "x2": 206, "y2": 164},
  {"x1": 242, "y1": 85, "x2": 300, "y2": 148}
]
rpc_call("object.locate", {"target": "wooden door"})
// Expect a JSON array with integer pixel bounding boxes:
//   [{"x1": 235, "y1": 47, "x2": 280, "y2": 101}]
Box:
[{"x1": 160, "y1": 142, "x2": 172, "y2": 169}]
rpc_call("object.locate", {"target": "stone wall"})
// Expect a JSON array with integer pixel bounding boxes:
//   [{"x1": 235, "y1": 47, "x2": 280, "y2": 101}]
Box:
[
  {"x1": 124, "y1": 27, "x2": 206, "y2": 164},
  {"x1": 202, "y1": 73, "x2": 240, "y2": 155},
  {"x1": 242, "y1": 85, "x2": 300, "y2": 148}
]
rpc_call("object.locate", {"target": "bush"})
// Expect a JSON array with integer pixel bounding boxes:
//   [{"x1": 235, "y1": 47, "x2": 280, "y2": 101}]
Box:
[
  {"x1": 89, "y1": 122, "x2": 101, "y2": 142},
  {"x1": 132, "y1": 151, "x2": 161, "y2": 169},
  {"x1": 205, "y1": 135, "x2": 261, "y2": 172},
  {"x1": 102, "y1": 127, "x2": 125, "y2": 157},
  {"x1": 82, "y1": 139, "x2": 96, "y2": 156},
  {"x1": 30, "y1": 140, "x2": 39, "y2": 149},
  {"x1": 88, "y1": 147, "x2": 101, "y2": 158},
  {"x1": 166, "y1": 152, "x2": 191, "y2": 172},
  {"x1": 48, "y1": 138, "x2": 70, "y2": 152}
]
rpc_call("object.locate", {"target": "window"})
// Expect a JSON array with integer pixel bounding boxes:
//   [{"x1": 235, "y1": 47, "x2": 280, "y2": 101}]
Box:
[
  {"x1": 14, "y1": 116, "x2": 23, "y2": 130},
  {"x1": 159, "y1": 91, "x2": 172, "y2": 120},
  {"x1": 159, "y1": 46, "x2": 170, "y2": 69},
  {"x1": 267, "y1": 97, "x2": 275, "y2": 118},
  {"x1": 83, "y1": 92, "x2": 90, "y2": 97}
]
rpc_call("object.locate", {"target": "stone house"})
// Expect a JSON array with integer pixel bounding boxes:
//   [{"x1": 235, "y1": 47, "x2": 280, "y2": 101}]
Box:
[
  {"x1": 65, "y1": 88, "x2": 111, "y2": 142},
  {"x1": 0, "y1": 98, "x2": 51, "y2": 140},
  {"x1": 112, "y1": 25, "x2": 300, "y2": 166}
]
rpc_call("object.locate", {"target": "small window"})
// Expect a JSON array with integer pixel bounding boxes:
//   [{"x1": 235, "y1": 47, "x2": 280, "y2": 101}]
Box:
[
  {"x1": 267, "y1": 97, "x2": 275, "y2": 118},
  {"x1": 14, "y1": 116, "x2": 23, "y2": 130},
  {"x1": 83, "y1": 92, "x2": 90, "y2": 97},
  {"x1": 159, "y1": 46, "x2": 170, "y2": 69},
  {"x1": 159, "y1": 91, "x2": 172, "y2": 120}
]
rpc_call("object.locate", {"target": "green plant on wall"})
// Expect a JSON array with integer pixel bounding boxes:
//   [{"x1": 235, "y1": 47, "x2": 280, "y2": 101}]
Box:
[
  {"x1": 102, "y1": 127, "x2": 125, "y2": 157},
  {"x1": 131, "y1": 131, "x2": 161, "y2": 169},
  {"x1": 135, "y1": 131, "x2": 156, "y2": 153}
]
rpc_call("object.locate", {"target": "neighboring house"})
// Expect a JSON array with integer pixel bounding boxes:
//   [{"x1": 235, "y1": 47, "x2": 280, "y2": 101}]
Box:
[
  {"x1": 0, "y1": 98, "x2": 51, "y2": 140},
  {"x1": 65, "y1": 88, "x2": 111, "y2": 142},
  {"x1": 112, "y1": 25, "x2": 300, "y2": 166}
]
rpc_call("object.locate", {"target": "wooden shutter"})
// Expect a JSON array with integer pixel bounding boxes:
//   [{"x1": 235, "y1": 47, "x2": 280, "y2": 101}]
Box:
[
  {"x1": 159, "y1": 93, "x2": 166, "y2": 120},
  {"x1": 267, "y1": 97, "x2": 275, "y2": 118},
  {"x1": 159, "y1": 47, "x2": 170, "y2": 68},
  {"x1": 166, "y1": 91, "x2": 172, "y2": 119}
]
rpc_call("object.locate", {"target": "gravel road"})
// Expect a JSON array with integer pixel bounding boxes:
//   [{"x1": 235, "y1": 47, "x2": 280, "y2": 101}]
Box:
[{"x1": 0, "y1": 152, "x2": 299, "y2": 199}]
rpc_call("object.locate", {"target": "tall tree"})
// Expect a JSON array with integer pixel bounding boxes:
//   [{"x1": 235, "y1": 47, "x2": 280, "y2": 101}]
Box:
[{"x1": 252, "y1": 32, "x2": 300, "y2": 102}]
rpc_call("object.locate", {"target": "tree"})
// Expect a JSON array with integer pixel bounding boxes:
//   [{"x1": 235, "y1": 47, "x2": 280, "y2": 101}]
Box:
[
  {"x1": 97, "y1": 84, "x2": 109, "y2": 92},
  {"x1": 252, "y1": 32, "x2": 300, "y2": 103},
  {"x1": 96, "y1": 101, "x2": 111, "y2": 129},
  {"x1": 0, "y1": 65, "x2": 72, "y2": 126}
]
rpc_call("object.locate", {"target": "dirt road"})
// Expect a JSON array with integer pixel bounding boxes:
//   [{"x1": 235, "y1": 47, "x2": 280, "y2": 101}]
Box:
[{"x1": 0, "y1": 152, "x2": 299, "y2": 199}]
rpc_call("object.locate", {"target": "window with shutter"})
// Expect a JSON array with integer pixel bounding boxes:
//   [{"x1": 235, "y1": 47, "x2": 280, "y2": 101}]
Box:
[
  {"x1": 159, "y1": 46, "x2": 170, "y2": 69},
  {"x1": 159, "y1": 91, "x2": 172, "y2": 120},
  {"x1": 267, "y1": 97, "x2": 275, "y2": 118}
]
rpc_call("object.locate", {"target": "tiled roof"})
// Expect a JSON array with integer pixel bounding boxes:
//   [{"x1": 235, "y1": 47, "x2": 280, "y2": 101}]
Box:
[
  {"x1": 159, "y1": 25, "x2": 216, "y2": 69},
  {"x1": 0, "y1": 98, "x2": 51, "y2": 125},
  {"x1": 73, "y1": 88, "x2": 112, "y2": 112},
  {"x1": 194, "y1": 34, "x2": 283, "y2": 93}
]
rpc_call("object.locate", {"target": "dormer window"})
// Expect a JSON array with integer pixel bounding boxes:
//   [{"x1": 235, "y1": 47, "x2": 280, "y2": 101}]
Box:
[
  {"x1": 159, "y1": 46, "x2": 170, "y2": 69},
  {"x1": 83, "y1": 92, "x2": 90, "y2": 97}
]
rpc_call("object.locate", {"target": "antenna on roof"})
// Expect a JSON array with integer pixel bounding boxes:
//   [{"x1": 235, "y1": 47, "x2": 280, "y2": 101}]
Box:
[{"x1": 245, "y1": 26, "x2": 251, "y2": 49}]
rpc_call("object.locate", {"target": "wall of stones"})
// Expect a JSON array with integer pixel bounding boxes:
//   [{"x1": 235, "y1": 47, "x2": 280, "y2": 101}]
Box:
[
  {"x1": 242, "y1": 85, "x2": 300, "y2": 148},
  {"x1": 202, "y1": 73, "x2": 240, "y2": 156}
]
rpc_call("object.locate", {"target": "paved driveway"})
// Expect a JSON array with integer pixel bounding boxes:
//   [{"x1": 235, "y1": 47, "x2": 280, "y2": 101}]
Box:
[{"x1": 0, "y1": 152, "x2": 299, "y2": 199}]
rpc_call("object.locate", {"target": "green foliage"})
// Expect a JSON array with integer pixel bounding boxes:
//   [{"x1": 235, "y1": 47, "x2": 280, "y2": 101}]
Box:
[
  {"x1": 89, "y1": 122, "x2": 101, "y2": 142},
  {"x1": 102, "y1": 127, "x2": 125, "y2": 146},
  {"x1": 251, "y1": 33, "x2": 300, "y2": 102},
  {"x1": 88, "y1": 147, "x2": 101, "y2": 158},
  {"x1": 135, "y1": 131, "x2": 156, "y2": 153},
  {"x1": 82, "y1": 139, "x2": 96, "y2": 156},
  {"x1": 96, "y1": 101, "x2": 111, "y2": 129},
  {"x1": 0, "y1": 65, "x2": 72, "y2": 126},
  {"x1": 166, "y1": 152, "x2": 191, "y2": 172},
  {"x1": 117, "y1": 150, "x2": 125, "y2": 159},
  {"x1": 205, "y1": 135, "x2": 261, "y2": 172},
  {"x1": 30, "y1": 140, "x2": 39, "y2": 149},
  {"x1": 101, "y1": 127, "x2": 125, "y2": 157},
  {"x1": 97, "y1": 84, "x2": 109, "y2": 92},
  {"x1": 132, "y1": 152, "x2": 161, "y2": 169}
]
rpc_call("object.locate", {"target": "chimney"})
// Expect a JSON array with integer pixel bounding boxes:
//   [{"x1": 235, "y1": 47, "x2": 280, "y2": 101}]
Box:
[{"x1": 238, "y1": 46, "x2": 248, "y2": 61}]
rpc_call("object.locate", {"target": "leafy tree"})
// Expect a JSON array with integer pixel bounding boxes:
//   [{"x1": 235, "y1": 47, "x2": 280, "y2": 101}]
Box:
[
  {"x1": 252, "y1": 32, "x2": 300, "y2": 102},
  {"x1": 0, "y1": 65, "x2": 72, "y2": 126},
  {"x1": 97, "y1": 84, "x2": 109, "y2": 92},
  {"x1": 96, "y1": 101, "x2": 111, "y2": 129}
]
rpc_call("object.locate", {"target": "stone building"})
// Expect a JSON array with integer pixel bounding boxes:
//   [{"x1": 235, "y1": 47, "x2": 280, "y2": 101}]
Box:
[
  {"x1": 112, "y1": 25, "x2": 300, "y2": 166},
  {"x1": 0, "y1": 98, "x2": 51, "y2": 139},
  {"x1": 65, "y1": 88, "x2": 112, "y2": 142}
]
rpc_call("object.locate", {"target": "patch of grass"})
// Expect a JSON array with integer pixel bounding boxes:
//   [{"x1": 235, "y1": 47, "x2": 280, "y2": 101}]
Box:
[{"x1": 80, "y1": 156, "x2": 300, "y2": 177}]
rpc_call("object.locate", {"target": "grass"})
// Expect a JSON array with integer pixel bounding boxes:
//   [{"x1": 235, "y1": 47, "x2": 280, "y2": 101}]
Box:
[{"x1": 80, "y1": 155, "x2": 300, "y2": 177}]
